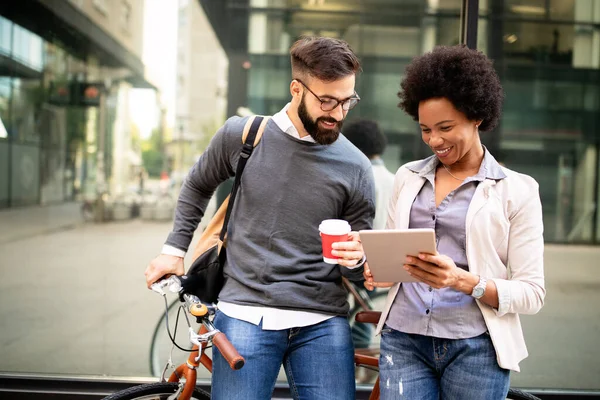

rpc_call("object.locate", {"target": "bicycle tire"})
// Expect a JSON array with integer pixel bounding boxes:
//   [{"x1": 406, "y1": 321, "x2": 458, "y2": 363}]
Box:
[
  {"x1": 102, "y1": 382, "x2": 210, "y2": 400},
  {"x1": 149, "y1": 299, "x2": 196, "y2": 376},
  {"x1": 506, "y1": 388, "x2": 542, "y2": 400}
]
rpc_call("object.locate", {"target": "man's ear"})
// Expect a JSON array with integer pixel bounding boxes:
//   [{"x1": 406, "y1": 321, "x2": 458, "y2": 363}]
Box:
[{"x1": 290, "y1": 80, "x2": 302, "y2": 98}]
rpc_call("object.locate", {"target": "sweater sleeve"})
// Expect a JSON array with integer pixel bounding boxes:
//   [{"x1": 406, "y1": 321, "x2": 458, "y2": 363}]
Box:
[
  {"x1": 164, "y1": 118, "x2": 242, "y2": 252},
  {"x1": 340, "y1": 164, "x2": 376, "y2": 281}
]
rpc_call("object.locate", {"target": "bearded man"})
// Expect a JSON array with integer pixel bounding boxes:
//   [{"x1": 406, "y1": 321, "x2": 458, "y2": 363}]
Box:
[{"x1": 145, "y1": 36, "x2": 375, "y2": 400}]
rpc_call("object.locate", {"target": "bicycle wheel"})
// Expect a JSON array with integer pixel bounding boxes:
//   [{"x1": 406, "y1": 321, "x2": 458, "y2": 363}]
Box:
[
  {"x1": 149, "y1": 299, "x2": 200, "y2": 377},
  {"x1": 103, "y1": 382, "x2": 209, "y2": 400},
  {"x1": 506, "y1": 388, "x2": 542, "y2": 400}
]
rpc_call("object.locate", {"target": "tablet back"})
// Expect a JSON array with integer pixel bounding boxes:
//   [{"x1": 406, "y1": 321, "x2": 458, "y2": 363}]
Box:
[{"x1": 359, "y1": 229, "x2": 437, "y2": 283}]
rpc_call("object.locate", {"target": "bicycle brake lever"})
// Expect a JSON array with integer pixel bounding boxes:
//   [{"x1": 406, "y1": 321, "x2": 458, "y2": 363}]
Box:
[
  {"x1": 151, "y1": 276, "x2": 181, "y2": 295},
  {"x1": 167, "y1": 277, "x2": 182, "y2": 293},
  {"x1": 150, "y1": 283, "x2": 165, "y2": 295}
]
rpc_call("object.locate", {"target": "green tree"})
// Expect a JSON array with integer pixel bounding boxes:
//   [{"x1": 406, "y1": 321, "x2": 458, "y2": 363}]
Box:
[{"x1": 141, "y1": 127, "x2": 164, "y2": 178}]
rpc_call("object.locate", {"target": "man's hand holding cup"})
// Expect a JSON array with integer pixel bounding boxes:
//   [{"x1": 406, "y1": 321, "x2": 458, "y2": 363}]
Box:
[{"x1": 319, "y1": 219, "x2": 364, "y2": 268}]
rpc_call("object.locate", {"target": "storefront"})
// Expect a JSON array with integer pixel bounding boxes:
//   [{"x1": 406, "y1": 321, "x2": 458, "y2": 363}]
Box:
[{"x1": 0, "y1": 0, "x2": 153, "y2": 210}]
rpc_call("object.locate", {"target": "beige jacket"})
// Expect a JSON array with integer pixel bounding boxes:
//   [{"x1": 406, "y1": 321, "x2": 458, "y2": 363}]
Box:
[{"x1": 375, "y1": 161, "x2": 546, "y2": 372}]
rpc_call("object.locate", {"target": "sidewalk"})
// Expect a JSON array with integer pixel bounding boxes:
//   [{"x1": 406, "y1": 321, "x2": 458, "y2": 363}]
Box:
[{"x1": 0, "y1": 202, "x2": 83, "y2": 244}]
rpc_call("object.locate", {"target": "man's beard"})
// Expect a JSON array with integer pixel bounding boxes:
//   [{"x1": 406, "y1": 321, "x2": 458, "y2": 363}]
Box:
[{"x1": 298, "y1": 96, "x2": 343, "y2": 145}]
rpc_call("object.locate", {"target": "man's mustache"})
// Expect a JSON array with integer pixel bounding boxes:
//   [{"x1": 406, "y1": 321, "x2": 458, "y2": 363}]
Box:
[{"x1": 317, "y1": 117, "x2": 340, "y2": 125}]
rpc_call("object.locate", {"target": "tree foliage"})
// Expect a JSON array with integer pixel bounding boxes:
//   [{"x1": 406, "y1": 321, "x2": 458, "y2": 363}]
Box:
[{"x1": 141, "y1": 127, "x2": 164, "y2": 178}]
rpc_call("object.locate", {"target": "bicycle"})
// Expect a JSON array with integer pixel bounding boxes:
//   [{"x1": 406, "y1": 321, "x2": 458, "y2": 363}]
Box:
[
  {"x1": 148, "y1": 277, "x2": 388, "y2": 378},
  {"x1": 104, "y1": 276, "x2": 243, "y2": 400},
  {"x1": 106, "y1": 276, "x2": 543, "y2": 400}
]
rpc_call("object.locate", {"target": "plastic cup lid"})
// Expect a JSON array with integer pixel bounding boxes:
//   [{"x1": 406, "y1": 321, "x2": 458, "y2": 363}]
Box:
[{"x1": 318, "y1": 219, "x2": 351, "y2": 235}]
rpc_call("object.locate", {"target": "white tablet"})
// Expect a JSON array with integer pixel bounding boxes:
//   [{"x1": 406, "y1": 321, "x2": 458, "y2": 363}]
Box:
[{"x1": 359, "y1": 228, "x2": 438, "y2": 283}]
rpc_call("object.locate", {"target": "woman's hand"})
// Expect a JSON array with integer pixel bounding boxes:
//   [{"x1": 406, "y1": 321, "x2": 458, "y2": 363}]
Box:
[
  {"x1": 363, "y1": 261, "x2": 394, "y2": 290},
  {"x1": 403, "y1": 253, "x2": 467, "y2": 290},
  {"x1": 406, "y1": 253, "x2": 499, "y2": 308}
]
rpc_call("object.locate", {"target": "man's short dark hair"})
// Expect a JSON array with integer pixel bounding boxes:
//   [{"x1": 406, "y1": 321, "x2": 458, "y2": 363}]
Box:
[
  {"x1": 398, "y1": 45, "x2": 504, "y2": 132},
  {"x1": 344, "y1": 119, "x2": 387, "y2": 159},
  {"x1": 290, "y1": 36, "x2": 361, "y2": 82}
]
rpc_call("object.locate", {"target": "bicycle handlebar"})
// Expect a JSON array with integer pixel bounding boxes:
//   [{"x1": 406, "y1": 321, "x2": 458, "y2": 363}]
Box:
[
  {"x1": 213, "y1": 332, "x2": 245, "y2": 370},
  {"x1": 150, "y1": 275, "x2": 182, "y2": 295},
  {"x1": 151, "y1": 275, "x2": 245, "y2": 370}
]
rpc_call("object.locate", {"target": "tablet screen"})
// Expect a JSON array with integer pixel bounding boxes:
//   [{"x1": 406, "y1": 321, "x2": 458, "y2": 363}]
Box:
[{"x1": 359, "y1": 229, "x2": 437, "y2": 283}]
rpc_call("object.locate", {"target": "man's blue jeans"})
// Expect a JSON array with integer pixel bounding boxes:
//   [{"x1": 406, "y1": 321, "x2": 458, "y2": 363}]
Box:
[
  {"x1": 379, "y1": 327, "x2": 510, "y2": 400},
  {"x1": 211, "y1": 311, "x2": 356, "y2": 400}
]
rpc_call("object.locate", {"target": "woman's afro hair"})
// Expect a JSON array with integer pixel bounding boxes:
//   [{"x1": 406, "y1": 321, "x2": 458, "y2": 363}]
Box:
[{"x1": 398, "y1": 45, "x2": 504, "y2": 132}]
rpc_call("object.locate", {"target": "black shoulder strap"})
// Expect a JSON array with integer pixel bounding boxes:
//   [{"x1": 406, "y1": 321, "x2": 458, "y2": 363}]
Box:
[{"x1": 219, "y1": 116, "x2": 265, "y2": 241}]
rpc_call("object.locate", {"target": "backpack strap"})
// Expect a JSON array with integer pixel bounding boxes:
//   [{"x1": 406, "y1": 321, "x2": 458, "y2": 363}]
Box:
[
  {"x1": 219, "y1": 115, "x2": 270, "y2": 242},
  {"x1": 241, "y1": 115, "x2": 270, "y2": 146}
]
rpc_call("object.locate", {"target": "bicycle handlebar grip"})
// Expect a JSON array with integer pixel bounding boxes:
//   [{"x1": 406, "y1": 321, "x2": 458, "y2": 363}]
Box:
[{"x1": 213, "y1": 332, "x2": 245, "y2": 370}]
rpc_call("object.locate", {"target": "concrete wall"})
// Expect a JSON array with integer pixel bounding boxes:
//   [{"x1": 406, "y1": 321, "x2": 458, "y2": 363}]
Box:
[{"x1": 67, "y1": 0, "x2": 145, "y2": 59}]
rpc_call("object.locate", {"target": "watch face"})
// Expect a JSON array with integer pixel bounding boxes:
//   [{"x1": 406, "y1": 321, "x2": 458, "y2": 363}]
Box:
[{"x1": 473, "y1": 287, "x2": 484, "y2": 298}]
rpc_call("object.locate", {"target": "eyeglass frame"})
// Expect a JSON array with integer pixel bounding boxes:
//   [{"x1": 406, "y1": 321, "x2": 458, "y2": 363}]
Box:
[{"x1": 294, "y1": 79, "x2": 360, "y2": 112}]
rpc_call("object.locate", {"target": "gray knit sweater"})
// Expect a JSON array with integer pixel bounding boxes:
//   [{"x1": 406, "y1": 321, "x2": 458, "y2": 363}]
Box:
[{"x1": 166, "y1": 116, "x2": 375, "y2": 315}]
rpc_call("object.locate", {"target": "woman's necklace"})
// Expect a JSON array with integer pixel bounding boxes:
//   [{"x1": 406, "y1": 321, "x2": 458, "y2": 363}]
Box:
[{"x1": 442, "y1": 164, "x2": 464, "y2": 181}]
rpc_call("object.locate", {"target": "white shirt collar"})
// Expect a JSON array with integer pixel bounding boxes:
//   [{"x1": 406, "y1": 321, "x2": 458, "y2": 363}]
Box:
[{"x1": 272, "y1": 103, "x2": 316, "y2": 143}]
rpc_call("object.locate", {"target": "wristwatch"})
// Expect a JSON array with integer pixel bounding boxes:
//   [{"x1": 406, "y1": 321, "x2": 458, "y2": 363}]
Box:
[{"x1": 471, "y1": 276, "x2": 487, "y2": 299}]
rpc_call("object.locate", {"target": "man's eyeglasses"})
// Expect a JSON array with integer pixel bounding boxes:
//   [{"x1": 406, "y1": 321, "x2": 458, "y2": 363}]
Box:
[{"x1": 295, "y1": 79, "x2": 360, "y2": 112}]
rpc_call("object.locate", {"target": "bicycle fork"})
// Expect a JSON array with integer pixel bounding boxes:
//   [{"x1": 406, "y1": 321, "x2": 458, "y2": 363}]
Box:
[{"x1": 167, "y1": 324, "x2": 213, "y2": 400}]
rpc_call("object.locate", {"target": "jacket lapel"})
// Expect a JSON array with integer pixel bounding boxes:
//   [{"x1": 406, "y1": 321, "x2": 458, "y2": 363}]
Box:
[
  {"x1": 396, "y1": 172, "x2": 426, "y2": 229},
  {"x1": 466, "y1": 178, "x2": 497, "y2": 232}
]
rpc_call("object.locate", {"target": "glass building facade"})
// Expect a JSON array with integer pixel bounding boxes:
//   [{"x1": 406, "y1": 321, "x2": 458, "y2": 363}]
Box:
[
  {"x1": 0, "y1": 15, "x2": 120, "y2": 210},
  {"x1": 245, "y1": 0, "x2": 600, "y2": 245}
]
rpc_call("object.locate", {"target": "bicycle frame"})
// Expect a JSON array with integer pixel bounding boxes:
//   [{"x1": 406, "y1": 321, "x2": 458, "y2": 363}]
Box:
[
  {"x1": 165, "y1": 324, "x2": 210, "y2": 400},
  {"x1": 353, "y1": 310, "x2": 382, "y2": 400},
  {"x1": 342, "y1": 277, "x2": 371, "y2": 311},
  {"x1": 151, "y1": 276, "x2": 243, "y2": 400}
]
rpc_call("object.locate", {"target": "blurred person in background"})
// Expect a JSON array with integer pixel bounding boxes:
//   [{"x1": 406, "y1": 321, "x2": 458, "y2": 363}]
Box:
[{"x1": 344, "y1": 119, "x2": 395, "y2": 230}]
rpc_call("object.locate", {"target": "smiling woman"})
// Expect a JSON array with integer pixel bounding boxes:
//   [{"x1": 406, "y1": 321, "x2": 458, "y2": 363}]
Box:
[{"x1": 364, "y1": 45, "x2": 545, "y2": 400}]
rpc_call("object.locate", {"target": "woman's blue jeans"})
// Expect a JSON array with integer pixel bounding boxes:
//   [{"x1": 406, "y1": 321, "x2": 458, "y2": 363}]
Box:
[
  {"x1": 211, "y1": 311, "x2": 356, "y2": 400},
  {"x1": 379, "y1": 327, "x2": 510, "y2": 400}
]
